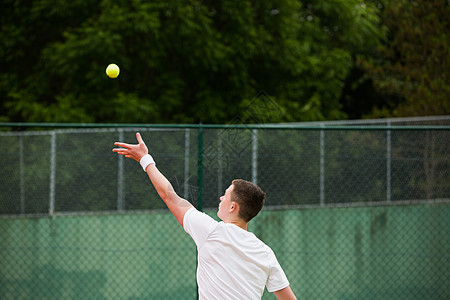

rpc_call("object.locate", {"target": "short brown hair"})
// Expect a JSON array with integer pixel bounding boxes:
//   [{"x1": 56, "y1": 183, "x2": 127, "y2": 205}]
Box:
[{"x1": 231, "y1": 179, "x2": 266, "y2": 222}]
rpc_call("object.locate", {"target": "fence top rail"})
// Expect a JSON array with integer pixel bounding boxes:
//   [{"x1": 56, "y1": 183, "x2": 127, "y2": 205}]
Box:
[{"x1": 0, "y1": 122, "x2": 449, "y2": 131}]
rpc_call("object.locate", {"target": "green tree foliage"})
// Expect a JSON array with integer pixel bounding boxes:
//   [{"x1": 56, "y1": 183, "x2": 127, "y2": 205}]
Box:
[
  {"x1": 1, "y1": 0, "x2": 385, "y2": 124},
  {"x1": 358, "y1": 0, "x2": 450, "y2": 118}
]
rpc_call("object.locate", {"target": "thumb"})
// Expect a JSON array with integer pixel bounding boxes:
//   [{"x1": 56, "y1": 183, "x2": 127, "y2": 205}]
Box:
[{"x1": 136, "y1": 132, "x2": 144, "y2": 144}]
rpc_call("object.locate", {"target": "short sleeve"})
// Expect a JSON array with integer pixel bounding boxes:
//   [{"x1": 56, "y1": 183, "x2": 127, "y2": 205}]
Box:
[
  {"x1": 183, "y1": 207, "x2": 218, "y2": 247},
  {"x1": 266, "y1": 249, "x2": 290, "y2": 292}
]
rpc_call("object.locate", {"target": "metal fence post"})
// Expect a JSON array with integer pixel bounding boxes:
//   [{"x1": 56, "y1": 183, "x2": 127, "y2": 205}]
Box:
[
  {"x1": 217, "y1": 130, "x2": 223, "y2": 198},
  {"x1": 320, "y1": 124, "x2": 325, "y2": 206},
  {"x1": 252, "y1": 129, "x2": 258, "y2": 185},
  {"x1": 49, "y1": 131, "x2": 56, "y2": 215},
  {"x1": 197, "y1": 124, "x2": 203, "y2": 211},
  {"x1": 387, "y1": 121, "x2": 391, "y2": 202},
  {"x1": 19, "y1": 135, "x2": 25, "y2": 214},
  {"x1": 184, "y1": 128, "x2": 190, "y2": 199},
  {"x1": 117, "y1": 130, "x2": 124, "y2": 211}
]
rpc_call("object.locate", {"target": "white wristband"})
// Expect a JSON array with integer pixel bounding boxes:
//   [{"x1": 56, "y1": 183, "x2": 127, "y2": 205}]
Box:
[{"x1": 140, "y1": 154, "x2": 155, "y2": 171}]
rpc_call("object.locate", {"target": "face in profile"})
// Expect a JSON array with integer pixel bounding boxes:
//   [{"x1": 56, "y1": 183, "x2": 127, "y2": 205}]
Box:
[{"x1": 217, "y1": 184, "x2": 234, "y2": 220}]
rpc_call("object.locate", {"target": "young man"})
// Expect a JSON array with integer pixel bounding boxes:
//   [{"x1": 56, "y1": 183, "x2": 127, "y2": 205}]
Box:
[{"x1": 113, "y1": 133, "x2": 296, "y2": 300}]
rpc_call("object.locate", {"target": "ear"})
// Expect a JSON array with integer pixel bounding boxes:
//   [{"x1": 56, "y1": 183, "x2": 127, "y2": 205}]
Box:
[{"x1": 229, "y1": 201, "x2": 239, "y2": 213}]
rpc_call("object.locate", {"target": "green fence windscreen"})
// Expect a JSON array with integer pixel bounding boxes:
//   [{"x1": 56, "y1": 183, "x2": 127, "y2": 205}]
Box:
[{"x1": 1, "y1": 205, "x2": 449, "y2": 299}]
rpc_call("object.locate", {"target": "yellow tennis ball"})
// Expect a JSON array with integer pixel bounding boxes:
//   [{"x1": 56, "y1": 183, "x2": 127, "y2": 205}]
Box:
[{"x1": 106, "y1": 63, "x2": 120, "y2": 78}]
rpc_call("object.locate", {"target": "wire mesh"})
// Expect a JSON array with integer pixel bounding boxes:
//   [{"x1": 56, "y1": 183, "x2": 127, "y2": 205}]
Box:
[{"x1": 1, "y1": 123, "x2": 449, "y2": 299}]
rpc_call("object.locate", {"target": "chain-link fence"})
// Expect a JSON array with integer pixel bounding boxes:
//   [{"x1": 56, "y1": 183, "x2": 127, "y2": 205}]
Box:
[{"x1": 1, "y1": 120, "x2": 449, "y2": 299}]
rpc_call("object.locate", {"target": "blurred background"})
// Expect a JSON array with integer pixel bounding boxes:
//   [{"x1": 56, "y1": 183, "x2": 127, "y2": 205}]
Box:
[
  {"x1": 1, "y1": 0, "x2": 449, "y2": 124},
  {"x1": 1, "y1": 0, "x2": 449, "y2": 299}
]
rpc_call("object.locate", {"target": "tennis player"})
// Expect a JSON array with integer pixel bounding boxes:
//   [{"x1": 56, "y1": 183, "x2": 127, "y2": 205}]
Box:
[{"x1": 113, "y1": 132, "x2": 297, "y2": 300}]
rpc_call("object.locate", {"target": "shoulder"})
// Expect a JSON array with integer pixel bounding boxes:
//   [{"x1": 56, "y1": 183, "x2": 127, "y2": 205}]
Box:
[
  {"x1": 184, "y1": 207, "x2": 218, "y2": 224},
  {"x1": 183, "y1": 208, "x2": 219, "y2": 246}
]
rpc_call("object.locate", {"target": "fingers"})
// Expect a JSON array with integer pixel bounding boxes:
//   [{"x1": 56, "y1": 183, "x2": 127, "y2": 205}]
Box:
[
  {"x1": 114, "y1": 142, "x2": 132, "y2": 148},
  {"x1": 112, "y1": 149, "x2": 128, "y2": 155},
  {"x1": 112, "y1": 141, "x2": 131, "y2": 154}
]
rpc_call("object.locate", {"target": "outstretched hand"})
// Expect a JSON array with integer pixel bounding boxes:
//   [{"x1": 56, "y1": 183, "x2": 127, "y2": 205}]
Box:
[{"x1": 112, "y1": 132, "x2": 148, "y2": 162}]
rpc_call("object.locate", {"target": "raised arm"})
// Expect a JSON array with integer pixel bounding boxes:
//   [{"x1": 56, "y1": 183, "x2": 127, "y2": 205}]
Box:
[{"x1": 112, "y1": 132, "x2": 193, "y2": 226}]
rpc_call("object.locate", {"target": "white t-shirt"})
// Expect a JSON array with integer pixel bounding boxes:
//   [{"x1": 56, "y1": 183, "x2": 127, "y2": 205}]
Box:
[{"x1": 183, "y1": 207, "x2": 289, "y2": 300}]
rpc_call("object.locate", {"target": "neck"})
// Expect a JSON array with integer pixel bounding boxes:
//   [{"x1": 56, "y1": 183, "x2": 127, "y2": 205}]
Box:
[{"x1": 227, "y1": 220, "x2": 248, "y2": 231}]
